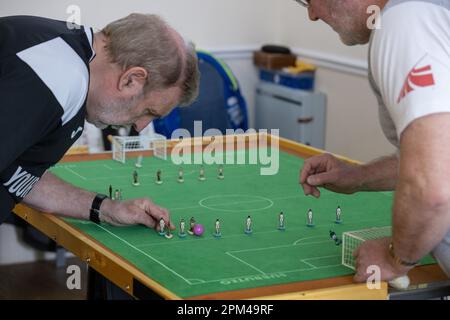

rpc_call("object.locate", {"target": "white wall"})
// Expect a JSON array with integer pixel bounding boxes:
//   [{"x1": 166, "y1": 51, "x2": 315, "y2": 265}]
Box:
[{"x1": 0, "y1": 0, "x2": 281, "y2": 47}]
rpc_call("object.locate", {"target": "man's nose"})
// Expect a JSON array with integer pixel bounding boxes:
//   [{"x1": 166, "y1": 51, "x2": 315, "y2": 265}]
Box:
[
  {"x1": 308, "y1": 6, "x2": 319, "y2": 21},
  {"x1": 134, "y1": 117, "x2": 153, "y2": 132}
]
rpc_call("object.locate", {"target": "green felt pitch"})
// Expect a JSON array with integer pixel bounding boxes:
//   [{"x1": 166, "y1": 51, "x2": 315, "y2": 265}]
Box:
[{"x1": 50, "y1": 149, "x2": 433, "y2": 298}]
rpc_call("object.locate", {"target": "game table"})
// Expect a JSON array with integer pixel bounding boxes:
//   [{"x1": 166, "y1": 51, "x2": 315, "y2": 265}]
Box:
[{"x1": 13, "y1": 134, "x2": 449, "y2": 299}]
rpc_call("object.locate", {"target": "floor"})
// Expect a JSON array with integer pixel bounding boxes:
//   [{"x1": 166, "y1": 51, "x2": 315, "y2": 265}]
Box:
[{"x1": 0, "y1": 257, "x2": 87, "y2": 300}]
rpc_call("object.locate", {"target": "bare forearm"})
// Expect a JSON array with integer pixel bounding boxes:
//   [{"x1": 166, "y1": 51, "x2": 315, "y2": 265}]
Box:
[
  {"x1": 22, "y1": 171, "x2": 106, "y2": 220},
  {"x1": 393, "y1": 180, "x2": 450, "y2": 263},
  {"x1": 358, "y1": 154, "x2": 398, "y2": 191}
]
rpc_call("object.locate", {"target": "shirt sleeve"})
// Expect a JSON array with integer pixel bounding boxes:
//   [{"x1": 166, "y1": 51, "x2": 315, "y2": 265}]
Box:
[
  {"x1": 0, "y1": 55, "x2": 61, "y2": 173},
  {"x1": 370, "y1": 1, "x2": 450, "y2": 139}
]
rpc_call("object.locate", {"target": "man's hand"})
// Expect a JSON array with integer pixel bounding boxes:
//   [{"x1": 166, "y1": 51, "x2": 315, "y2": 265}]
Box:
[
  {"x1": 100, "y1": 198, "x2": 176, "y2": 231},
  {"x1": 299, "y1": 153, "x2": 363, "y2": 198},
  {"x1": 353, "y1": 237, "x2": 411, "y2": 283}
]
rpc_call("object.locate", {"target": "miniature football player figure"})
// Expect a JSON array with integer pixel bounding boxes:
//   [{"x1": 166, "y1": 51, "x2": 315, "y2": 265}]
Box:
[
  {"x1": 178, "y1": 167, "x2": 184, "y2": 183},
  {"x1": 135, "y1": 154, "x2": 143, "y2": 168},
  {"x1": 329, "y1": 230, "x2": 342, "y2": 245},
  {"x1": 179, "y1": 218, "x2": 186, "y2": 238},
  {"x1": 198, "y1": 165, "x2": 206, "y2": 181},
  {"x1": 217, "y1": 165, "x2": 224, "y2": 180},
  {"x1": 335, "y1": 206, "x2": 342, "y2": 224},
  {"x1": 159, "y1": 218, "x2": 166, "y2": 236},
  {"x1": 307, "y1": 209, "x2": 314, "y2": 227},
  {"x1": 132, "y1": 170, "x2": 140, "y2": 186},
  {"x1": 114, "y1": 189, "x2": 121, "y2": 201},
  {"x1": 156, "y1": 169, "x2": 163, "y2": 185},
  {"x1": 108, "y1": 185, "x2": 113, "y2": 199},
  {"x1": 188, "y1": 217, "x2": 196, "y2": 235},
  {"x1": 245, "y1": 215, "x2": 252, "y2": 234},
  {"x1": 278, "y1": 211, "x2": 285, "y2": 230},
  {"x1": 214, "y1": 219, "x2": 221, "y2": 237}
]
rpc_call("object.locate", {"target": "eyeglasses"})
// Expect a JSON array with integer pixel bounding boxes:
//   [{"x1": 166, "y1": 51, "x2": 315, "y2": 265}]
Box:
[{"x1": 294, "y1": 0, "x2": 311, "y2": 8}]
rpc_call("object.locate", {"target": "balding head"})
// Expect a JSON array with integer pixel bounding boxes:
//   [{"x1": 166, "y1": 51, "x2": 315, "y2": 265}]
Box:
[{"x1": 101, "y1": 13, "x2": 199, "y2": 105}]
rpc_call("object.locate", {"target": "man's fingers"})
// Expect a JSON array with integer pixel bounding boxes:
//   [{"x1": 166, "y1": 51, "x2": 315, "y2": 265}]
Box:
[
  {"x1": 353, "y1": 272, "x2": 367, "y2": 283},
  {"x1": 307, "y1": 171, "x2": 336, "y2": 187},
  {"x1": 142, "y1": 200, "x2": 175, "y2": 230},
  {"x1": 135, "y1": 211, "x2": 157, "y2": 229},
  {"x1": 311, "y1": 187, "x2": 321, "y2": 198},
  {"x1": 301, "y1": 182, "x2": 314, "y2": 196}
]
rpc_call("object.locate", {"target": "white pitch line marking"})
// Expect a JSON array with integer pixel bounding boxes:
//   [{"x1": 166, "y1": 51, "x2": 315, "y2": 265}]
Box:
[
  {"x1": 225, "y1": 252, "x2": 266, "y2": 275},
  {"x1": 94, "y1": 224, "x2": 191, "y2": 284},
  {"x1": 300, "y1": 260, "x2": 317, "y2": 269},
  {"x1": 229, "y1": 240, "x2": 330, "y2": 254},
  {"x1": 65, "y1": 167, "x2": 87, "y2": 180}
]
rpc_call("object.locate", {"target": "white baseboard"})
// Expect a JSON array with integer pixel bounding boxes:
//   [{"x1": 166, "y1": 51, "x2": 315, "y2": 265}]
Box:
[{"x1": 204, "y1": 45, "x2": 368, "y2": 77}]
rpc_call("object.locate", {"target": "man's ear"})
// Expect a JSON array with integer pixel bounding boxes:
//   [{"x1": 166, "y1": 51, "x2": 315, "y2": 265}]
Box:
[{"x1": 118, "y1": 67, "x2": 148, "y2": 95}]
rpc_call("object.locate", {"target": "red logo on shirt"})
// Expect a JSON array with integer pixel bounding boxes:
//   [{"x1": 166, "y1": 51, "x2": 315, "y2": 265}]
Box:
[{"x1": 397, "y1": 61, "x2": 435, "y2": 103}]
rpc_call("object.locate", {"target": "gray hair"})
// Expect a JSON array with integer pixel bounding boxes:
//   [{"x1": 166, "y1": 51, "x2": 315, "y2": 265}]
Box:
[{"x1": 102, "y1": 13, "x2": 199, "y2": 106}]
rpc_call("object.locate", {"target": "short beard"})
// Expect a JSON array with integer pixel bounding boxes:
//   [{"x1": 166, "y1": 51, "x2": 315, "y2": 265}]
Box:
[{"x1": 86, "y1": 91, "x2": 145, "y2": 129}]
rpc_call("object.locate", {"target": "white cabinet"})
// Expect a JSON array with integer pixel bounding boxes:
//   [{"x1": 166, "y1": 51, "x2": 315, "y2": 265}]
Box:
[{"x1": 255, "y1": 82, "x2": 327, "y2": 149}]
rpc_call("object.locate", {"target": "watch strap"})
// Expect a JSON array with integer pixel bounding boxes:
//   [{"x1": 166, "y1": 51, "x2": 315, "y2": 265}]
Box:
[{"x1": 90, "y1": 194, "x2": 107, "y2": 224}]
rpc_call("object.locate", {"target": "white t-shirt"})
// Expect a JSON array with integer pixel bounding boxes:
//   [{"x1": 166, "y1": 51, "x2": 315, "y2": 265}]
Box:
[
  {"x1": 369, "y1": 0, "x2": 450, "y2": 276},
  {"x1": 369, "y1": 0, "x2": 450, "y2": 147}
]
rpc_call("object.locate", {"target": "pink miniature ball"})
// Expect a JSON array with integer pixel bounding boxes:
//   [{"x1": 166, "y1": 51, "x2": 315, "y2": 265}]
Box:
[{"x1": 193, "y1": 224, "x2": 204, "y2": 236}]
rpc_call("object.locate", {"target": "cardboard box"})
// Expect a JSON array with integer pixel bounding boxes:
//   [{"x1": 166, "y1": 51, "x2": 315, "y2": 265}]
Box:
[{"x1": 253, "y1": 51, "x2": 296, "y2": 70}]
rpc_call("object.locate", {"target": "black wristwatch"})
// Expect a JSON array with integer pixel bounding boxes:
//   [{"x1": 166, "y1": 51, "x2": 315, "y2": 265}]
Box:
[{"x1": 90, "y1": 194, "x2": 108, "y2": 224}]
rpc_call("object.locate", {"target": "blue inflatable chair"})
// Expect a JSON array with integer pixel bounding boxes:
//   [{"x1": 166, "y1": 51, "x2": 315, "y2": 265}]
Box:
[{"x1": 153, "y1": 51, "x2": 248, "y2": 138}]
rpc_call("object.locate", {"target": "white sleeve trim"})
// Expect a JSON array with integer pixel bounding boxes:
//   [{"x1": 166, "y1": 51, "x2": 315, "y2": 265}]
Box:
[{"x1": 17, "y1": 37, "x2": 89, "y2": 126}]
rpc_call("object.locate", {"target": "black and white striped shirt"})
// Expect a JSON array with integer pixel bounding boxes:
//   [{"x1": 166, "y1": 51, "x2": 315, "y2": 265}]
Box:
[{"x1": 0, "y1": 15, "x2": 95, "y2": 222}]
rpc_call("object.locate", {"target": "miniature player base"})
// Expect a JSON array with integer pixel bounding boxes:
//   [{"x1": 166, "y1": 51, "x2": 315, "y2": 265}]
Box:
[{"x1": 165, "y1": 229, "x2": 173, "y2": 239}]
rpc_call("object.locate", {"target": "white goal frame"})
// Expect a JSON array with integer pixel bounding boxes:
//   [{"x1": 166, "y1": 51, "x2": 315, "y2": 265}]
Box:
[{"x1": 111, "y1": 134, "x2": 167, "y2": 163}]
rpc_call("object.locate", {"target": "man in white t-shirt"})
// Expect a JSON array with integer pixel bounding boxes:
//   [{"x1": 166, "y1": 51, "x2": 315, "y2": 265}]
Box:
[{"x1": 297, "y1": 0, "x2": 450, "y2": 282}]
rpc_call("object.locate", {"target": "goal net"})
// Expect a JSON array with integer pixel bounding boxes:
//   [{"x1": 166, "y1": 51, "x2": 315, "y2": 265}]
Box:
[
  {"x1": 342, "y1": 226, "x2": 411, "y2": 289},
  {"x1": 342, "y1": 226, "x2": 392, "y2": 270},
  {"x1": 112, "y1": 134, "x2": 167, "y2": 163}
]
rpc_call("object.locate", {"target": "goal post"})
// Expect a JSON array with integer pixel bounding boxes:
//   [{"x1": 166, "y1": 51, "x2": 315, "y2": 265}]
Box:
[{"x1": 111, "y1": 134, "x2": 167, "y2": 163}]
